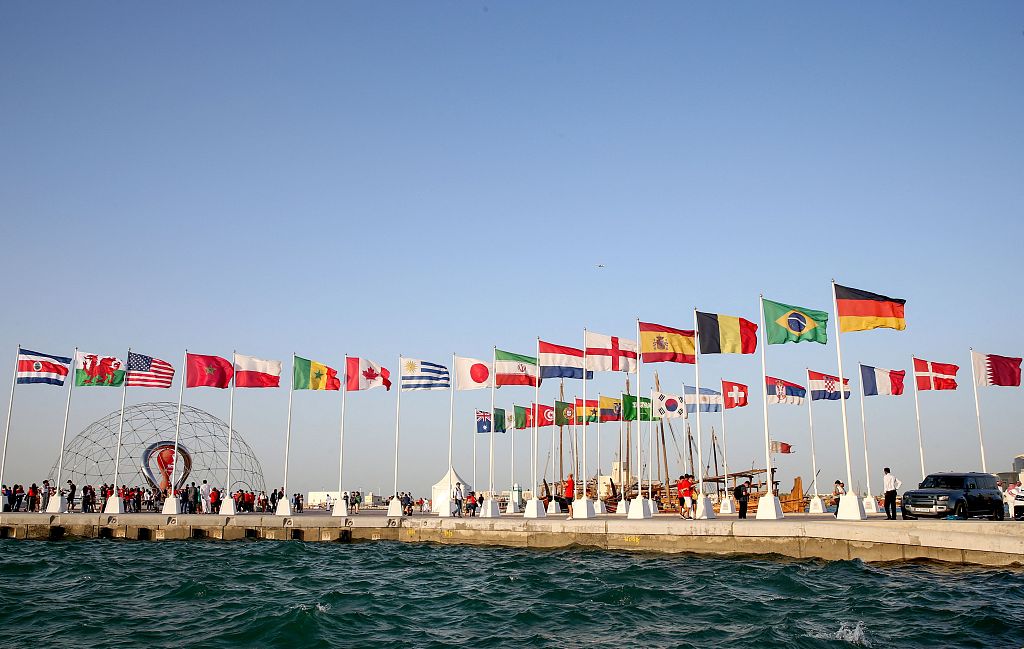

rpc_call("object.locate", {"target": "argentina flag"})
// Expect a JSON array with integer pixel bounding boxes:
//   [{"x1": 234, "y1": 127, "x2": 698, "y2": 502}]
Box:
[
  {"x1": 400, "y1": 357, "x2": 451, "y2": 391},
  {"x1": 682, "y1": 384, "x2": 723, "y2": 413}
]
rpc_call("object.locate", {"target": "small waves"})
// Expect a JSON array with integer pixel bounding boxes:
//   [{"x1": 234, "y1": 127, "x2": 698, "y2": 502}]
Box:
[{"x1": 0, "y1": 540, "x2": 1021, "y2": 648}]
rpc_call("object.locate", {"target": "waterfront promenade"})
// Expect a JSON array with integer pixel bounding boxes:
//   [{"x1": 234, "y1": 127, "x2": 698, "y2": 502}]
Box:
[{"x1": 2, "y1": 509, "x2": 1021, "y2": 567}]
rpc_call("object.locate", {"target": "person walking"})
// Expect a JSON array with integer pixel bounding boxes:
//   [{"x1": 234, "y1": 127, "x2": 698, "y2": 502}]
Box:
[
  {"x1": 882, "y1": 468, "x2": 902, "y2": 520},
  {"x1": 564, "y1": 473, "x2": 575, "y2": 520},
  {"x1": 735, "y1": 479, "x2": 751, "y2": 519},
  {"x1": 453, "y1": 482, "x2": 464, "y2": 517},
  {"x1": 200, "y1": 480, "x2": 212, "y2": 514}
]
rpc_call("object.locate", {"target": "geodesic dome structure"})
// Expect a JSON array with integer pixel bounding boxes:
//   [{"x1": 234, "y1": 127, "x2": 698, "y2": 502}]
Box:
[{"x1": 50, "y1": 402, "x2": 265, "y2": 493}]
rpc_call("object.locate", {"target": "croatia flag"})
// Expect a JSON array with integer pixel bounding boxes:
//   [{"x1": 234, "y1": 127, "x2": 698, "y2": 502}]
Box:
[
  {"x1": 538, "y1": 340, "x2": 593, "y2": 380},
  {"x1": 807, "y1": 370, "x2": 850, "y2": 401},
  {"x1": 16, "y1": 348, "x2": 72, "y2": 386},
  {"x1": 860, "y1": 365, "x2": 905, "y2": 396},
  {"x1": 765, "y1": 377, "x2": 806, "y2": 405}
]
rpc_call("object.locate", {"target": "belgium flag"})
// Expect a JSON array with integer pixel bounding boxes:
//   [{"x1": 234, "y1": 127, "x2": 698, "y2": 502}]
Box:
[
  {"x1": 834, "y1": 284, "x2": 906, "y2": 333},
  {"x1": 696, "y1": 312, "x2": 758, "y2": 354}
]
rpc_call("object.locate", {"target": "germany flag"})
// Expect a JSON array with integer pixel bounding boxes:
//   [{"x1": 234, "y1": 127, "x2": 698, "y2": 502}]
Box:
[{"x1": 834, "y1": 284, "x2": 906, "y2": 332}]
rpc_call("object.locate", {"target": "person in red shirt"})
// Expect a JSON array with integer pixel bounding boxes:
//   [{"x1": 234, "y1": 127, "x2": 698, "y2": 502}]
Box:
[
  {"x1": 564, "y1": 473, "x2": 575, "y2": 520},
  {"x1": 678, "y1": 474, "x2": 694, "y2": 519}
]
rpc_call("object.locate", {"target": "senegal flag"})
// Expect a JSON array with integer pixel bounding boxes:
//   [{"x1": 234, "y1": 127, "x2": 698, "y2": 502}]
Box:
[
  {"x1": 763, "y1": 298, "x2": 828, "y2": 345},
  {"x1": 293, "y1": 356, "x2": 340, "y2": 390}
]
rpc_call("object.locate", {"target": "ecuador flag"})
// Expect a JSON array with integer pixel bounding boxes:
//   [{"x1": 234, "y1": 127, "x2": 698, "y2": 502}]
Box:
[
  {"x1": 639, "y1": 321, "x2": 696, "y2": 363},
  {"x1": 696, "y1": 312, "x2": 757, "y2": 354},
  {"x1": 293, "y1": 356, "x2": 341, "y2": 390},
  {"x1": 834, "y1": 284, "x2": 906, "y2": 333},
  {"x1": 599, "y1": 396, "x2": 622, "y2": 422}
]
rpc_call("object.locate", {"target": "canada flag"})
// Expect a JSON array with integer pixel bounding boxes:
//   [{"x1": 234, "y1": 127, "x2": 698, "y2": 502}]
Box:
[{"x1": 346, "y1": 357, "x2": 392, "y2": 391}]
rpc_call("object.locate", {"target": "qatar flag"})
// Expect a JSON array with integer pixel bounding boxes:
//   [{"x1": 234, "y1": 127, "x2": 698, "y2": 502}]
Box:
[
  {"x1": 971, "y1": 351, "x2": 1022, "y2": 387},
  {"x1": 454, "y1": 356, "x2": 492, "y2": 390},
  {"x1": 234, "y1": 354, "x2": 282, "y2": 388},
  {"x1": 346, "y1": 357, "x2": 392, "y2": 391}
]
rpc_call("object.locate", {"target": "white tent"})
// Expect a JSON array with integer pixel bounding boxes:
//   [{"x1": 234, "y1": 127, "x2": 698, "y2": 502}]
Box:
[{"x1": 431, "y1": 467, "x2": 472, "y2": 514}]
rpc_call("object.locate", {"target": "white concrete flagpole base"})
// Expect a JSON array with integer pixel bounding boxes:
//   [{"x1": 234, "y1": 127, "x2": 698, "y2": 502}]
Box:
[
  {"x1": 695, "y1": 494, "x2": 717, "y2": 519},
  {"x1": 45, "y1": 496, "x2": 67, "y2": 514},
  {"x1": 275, "y1": 500, "x2": 293, "y2": 516},
  {"x1": 386, "y1": 498, "x2": 404, "y2": 517},
  {"x1": 808, "y1": 495, "x2": 826, "y2": 514},
  {"x1": 627, "y1": 497, "x2": 651, "y2": 519},
  {"x1": 219, "y1": 499, "x2": 236, "y2": 516},
  {"x1": 479, "y1": 499, "x2": 501, "y2": 517},
  {"x1": 718, "y1": 496, "x2": 736, "y2": 515},
  {"x1": 504, "y1": 498, "x2": 521, "y2": 514},
  {"x1": 837, "y1": 493, "x2": 867, "y2": 520},
  {"x1": 103, "y1": 497, "x2": 125, "y2": 515},
  {"x1": 648, "y1": 498, "x2": 660, "y2": 514},
  {"x1": 546, "y1": 499, "x2": 563, "y2": 514},
  {"x1": 594, "y1": 499, "x2": 607, "y2": 514},
  {"x1": 523, "y1": 498, "x2": 546, "y2": 518},
  {"x1": 161, "y1": 496, "x2": 181, "y2": 515},
  {"x1": 612, "y1": 499, "x2": 629, "y2": 515},
  {"x1": 332, "y1": 499, "x2": 350, "y2": 517},
  {"x1": 862, "y1": 495, "x2": 880, "y2": 514},
  {"x1": 754, "y1": 494, "x2": 784, "y2": 520},
  {"x1": 435, "y1": 496, "x2": 454, "y2": 517},
  {"x1": 572, "y1": 497, "x2": 596, "y2": 519}
]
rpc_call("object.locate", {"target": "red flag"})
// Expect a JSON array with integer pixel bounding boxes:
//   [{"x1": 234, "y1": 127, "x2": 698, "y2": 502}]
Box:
[
  {"x1": 532, "y1": 403, "x2": 554, "y2": 427},
  {"x1": 770, "y1": 441, "x2": 794, "y2": 454},
  {"x1": 972, "y1": 351, "x2": 1022, "y2": 387},
  {"x1": 913, "y1": 357, "x2": 958, "y2": 391},
  {"x1": 186, "y1": 353, "x2": 233, "y2": 388},
  {"x1": 721, "y1": 380, "x2": 749, "y2": 409}
]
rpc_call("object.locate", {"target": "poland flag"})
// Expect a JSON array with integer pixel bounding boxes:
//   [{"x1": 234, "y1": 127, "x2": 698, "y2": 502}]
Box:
[{"x1": 234, "y1": 354, "x2": 282, "y2": 388}]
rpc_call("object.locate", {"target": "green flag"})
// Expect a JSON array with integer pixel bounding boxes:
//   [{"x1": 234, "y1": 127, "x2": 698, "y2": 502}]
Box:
[
  {"x1": 514, "y1": 405, "x2": 529, "y2": 429},
  {"x1": 494, "y1": 407, "x2": 507, "y2": 433},
  {"x1": 622, "y1": 394, "x2": 654, "y2": 421},
  {"x1": 763, "y1": 298, "x2": 828, "y2": 345},
  {"x1": 554, "y1": 401, "x2": 575, "y2": 426}
]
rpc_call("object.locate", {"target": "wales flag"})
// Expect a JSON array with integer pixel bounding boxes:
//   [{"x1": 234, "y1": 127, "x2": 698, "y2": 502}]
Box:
[
  {"x1": 763, "y1": 298, "x2": 828, "y2": 345},
  {"x1": 622, "y1": 394, "x2": 654, "y2": 421},
  {"x1": 75, "y1": 352, "x2": 126, "y2": 387}
]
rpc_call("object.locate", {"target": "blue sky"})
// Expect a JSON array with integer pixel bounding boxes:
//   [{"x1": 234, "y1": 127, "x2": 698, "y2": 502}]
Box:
[{"x1": 2, "y1": 2, "x2": 1022, "y2": 497}]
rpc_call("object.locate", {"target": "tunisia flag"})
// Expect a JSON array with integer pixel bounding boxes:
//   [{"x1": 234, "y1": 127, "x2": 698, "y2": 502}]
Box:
[
  {"x1": 186, "y1": 353, "x2": 233, "y2": 388},
  {"x1": 532, "y1": 403, "x2": 554, "y2": 427},
  {"x1": 722, "y1": 380, "x2": 749, "y2": 409}
]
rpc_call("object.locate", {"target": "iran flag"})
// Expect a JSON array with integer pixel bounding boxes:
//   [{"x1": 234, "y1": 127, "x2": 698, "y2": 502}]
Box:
[
  {"x1": 234, "y1": 354, "x2": 282, "y2": 388},
  {"x1": 347, "y1": 357, "x2": 391, "y2": 391},
  {"x1": 454, "y1": 356, "x2": 492, "y2": 390}
]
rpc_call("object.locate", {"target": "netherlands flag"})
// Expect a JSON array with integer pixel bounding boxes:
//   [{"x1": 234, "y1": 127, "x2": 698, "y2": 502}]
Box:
[
  {"x1": 16, "y1": 348, "x2": 72, "y2": 386},
  {"x1": 807, "y1": 370, "x2": 850, "y2": 401},
  {"x1": 538, "y1": 340, "x2": 593, "y2": 380},
  {"x1": 860, "y1": 365, "x2": 905, "y2": 396},
  {"x1": 765, "y1": 377, "x2": 806, "y2": 405}
]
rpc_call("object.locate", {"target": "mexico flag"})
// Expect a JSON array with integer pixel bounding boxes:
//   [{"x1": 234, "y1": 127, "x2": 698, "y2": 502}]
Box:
[
  {"x1": 346, "y1": 357, "x2": 392, "y2": 391},
  {"x1": 234, "y1": 354, "x2": 282, "y2": 388}
]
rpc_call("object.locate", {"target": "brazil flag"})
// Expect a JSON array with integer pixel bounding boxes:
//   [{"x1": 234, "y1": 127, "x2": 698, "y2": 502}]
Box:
[{"x1": 763, "y1": 298, "x2": 828, "y2": 345}]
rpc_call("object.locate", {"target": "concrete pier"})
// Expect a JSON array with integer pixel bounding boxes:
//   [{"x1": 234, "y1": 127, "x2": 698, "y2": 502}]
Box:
[{"x1": 1, "y1": 511, "x2": 1021, "y2": 567}]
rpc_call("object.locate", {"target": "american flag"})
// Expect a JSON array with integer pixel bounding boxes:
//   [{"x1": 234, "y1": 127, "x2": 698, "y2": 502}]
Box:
[{"x1": 126, "y1": 352, "x2": 175, "y2": 388}]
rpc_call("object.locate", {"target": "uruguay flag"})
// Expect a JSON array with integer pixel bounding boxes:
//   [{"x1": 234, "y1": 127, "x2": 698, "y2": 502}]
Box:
[
  {"x1": 765, "y1": 377, "x2": 806, "y2": 405},
  {"x1": 860, "y1": 365, "x2": 906, "y2": 396}
]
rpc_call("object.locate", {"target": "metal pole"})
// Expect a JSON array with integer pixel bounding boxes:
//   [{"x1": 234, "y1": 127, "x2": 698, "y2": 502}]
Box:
[
  {"x1": 336, "y1": 355, "x2": 348, "y2": 494},
  {"x1": 693, "y1": 309, "x2": 705, "y2": 495},
  {"x1": 393, "y1": 355, "x2": 402, "y2": 497},
  {"x1": 534, "y1": 338, "x2": 540, "y2": 498},
  {"x1": 911, "y1": 357, "x2": 925, "y2": 480},
  {"x1": 720, "y1": 383, "x2": 730, "y2": 495},
  {"x1": 54, "y1": 347, "x2": 77, "y2": 494},
  {"x1": 758, "y1": 296, "x2": 773, "y2": 496},
  {"x1": 646, "y1": 405, "x2": 653, "y2": 499},
  {"x1": 224, "y1": 351, "x2": 236, "y2": 493},
  {"x1": 170, "y1": 349, "x2": 187, "y2": 495},
  {"x1": 582, "y1": 328, "x2": 587, "y2": 500},
  {"x1": 831, "y1": 280, "x2": 856, "y2": 495},
  {"x1": 282, "y1": 353, "x2": 295, "y2": 501},
  {"x1": 447, "y1": 353, "x2": 455, "y2": 508},
  {"x1": 858, "y1": 363, "x2": 872, "y2": 498},
  {"x1": 806, "y1": 369, "x2": 820, "y2": 498},
  {"x1": 969, "y1": 348, "x2": 987, "y2": 473},
  {"x1": 636, "y1": 318, "x2": 643, "y2": 502},
  {"x1": 0, "y1": 346, "x2": 21, "y2": 498},
  {"x1": 110, "y1": 347, "x2": 130, "y2": 489},
  {"x1": 488, "y1": 349, "x2": 495, "y2": 499}
]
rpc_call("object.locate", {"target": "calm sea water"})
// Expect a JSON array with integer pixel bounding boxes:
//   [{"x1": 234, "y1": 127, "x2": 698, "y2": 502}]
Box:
[{"x1": 0, "y1": 539, "x2": 1020, "y2": 648}]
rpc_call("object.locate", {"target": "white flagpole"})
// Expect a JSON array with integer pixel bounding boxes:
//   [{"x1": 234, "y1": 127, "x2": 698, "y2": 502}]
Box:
[
  {"x1": 646, "y1": 401, "x2": 653, "y2": 500},
  {"x1": 582, "y1": 329, "x2": 588, "y2": 503},
  {"x1": 693, "y1": 310, "x2": 706, "y2": 505},
  {"x1": 224, "y1": 351, "x2": 236, "y2": 495},
  {"x1": 627, "y1": 317, "x2": 649, "y2": 518},
  {"x1": 51, "y1": 347, "x2": 77, "y2": 512},
  {"x1": 278, "y1": 352, "x2": 295, "y2": 516},
  {"x1": 969, "y1": 348, "x2": 987, "y2": 473},
  {"x1": 163, "y1": 349, "x2": 187, "y2": 514},
  {"x1": 392, "y1": 356, "x2": 403, "y2": 505},
  {"x1": 488, "y1": 350, "x2": 495, "y2": 501},
  {"x1": 597, "y1": 393, "x2": 602, "y2": 481},
  {"x1": 806, "y1": 370, "x2": 820, "y2": 500},
  {"x1": 104, "y1": 347, "x2": 130, "y2": 513},
  {"x1": 446, "y1": 354, "x2": 455, "y2": 514},
  {"x1": 332, "y1": 355, "x2": 349, "y2": 516},
  {"x1": 719, "y1": 380, "x2": 734, "y2": 514},
  {"x1": 858, "y1": 363, "x2": 873, "y2": 504},
  {"x1": 523, "y1": 337, "x2": 545, "y2": 518},
  {"x1": 0, "y1": 346, "x2": 20, "y2": 505},
  {"x1": 832, "y1": 280, "x2": 864, "y2": 519},
  {"x1": 911, "y1": 357, "x2": 926, "y2": 480},
  {"x1": 756, "y1": 296, "x2": 783, "y2": 519}
]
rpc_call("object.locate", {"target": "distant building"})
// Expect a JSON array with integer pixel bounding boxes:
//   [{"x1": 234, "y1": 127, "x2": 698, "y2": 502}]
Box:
[{"x1": 1013, "y1": 455, "x2": 1024, "y2": 474}]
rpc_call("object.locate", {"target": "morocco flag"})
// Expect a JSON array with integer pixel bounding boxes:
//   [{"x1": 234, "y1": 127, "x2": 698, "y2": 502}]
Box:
[
  {"x1": 913, "y1": 358, "x2": 958, "y2": 391},
  {"x1": 234, "y1": 354, "x2": 282, "y2": 388},
  {"x1": 347, "y1": 357, "x2": 392, "y2": 391},
  {"x1": 186, "y1": 353, "x2": 233, "y2": 388}
]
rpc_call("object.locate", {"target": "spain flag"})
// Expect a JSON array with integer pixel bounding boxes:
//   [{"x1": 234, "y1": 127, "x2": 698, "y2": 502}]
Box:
[{"x1": 834, "y1": 284, "x2": 906, "y2": 333}]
